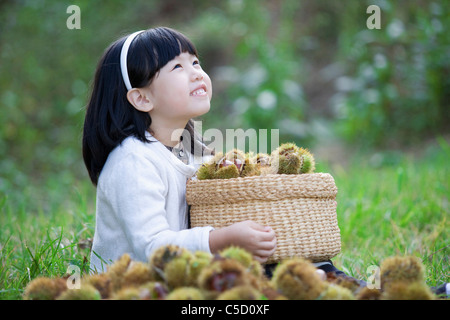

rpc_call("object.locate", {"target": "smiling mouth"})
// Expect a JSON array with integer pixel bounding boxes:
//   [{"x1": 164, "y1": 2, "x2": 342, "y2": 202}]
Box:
[{"x1": 190, "y1": 85, "x2": 207, "y2": 96}]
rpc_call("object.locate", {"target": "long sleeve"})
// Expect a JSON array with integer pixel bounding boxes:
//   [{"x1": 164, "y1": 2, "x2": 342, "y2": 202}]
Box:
[{"x1": 90, "y1": 136, "x2": 213, "y2": 272}]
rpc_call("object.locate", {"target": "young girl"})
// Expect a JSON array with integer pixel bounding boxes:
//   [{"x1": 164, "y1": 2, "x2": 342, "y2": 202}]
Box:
[{"x1": 83, "y1": 27, "x2": 277, "y2": 272}]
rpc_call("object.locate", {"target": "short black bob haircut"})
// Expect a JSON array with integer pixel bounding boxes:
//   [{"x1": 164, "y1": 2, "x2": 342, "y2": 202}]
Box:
[{"x1": 82, "y1": 27, "x2": 207, "y2": 185}]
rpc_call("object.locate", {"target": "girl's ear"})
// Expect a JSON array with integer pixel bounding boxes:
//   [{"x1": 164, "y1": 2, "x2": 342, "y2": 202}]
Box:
[{"x1": 126, "y1": 88, "x2": 154, "y2": 112}]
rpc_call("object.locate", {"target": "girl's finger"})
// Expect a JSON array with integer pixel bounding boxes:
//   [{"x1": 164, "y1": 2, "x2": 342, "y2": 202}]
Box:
[
  {"x1": 253, "y1": 255, "x2": 266, "y2": 263},
  {"x1": 256, "y1": 238, "x2": 277, "y2": 250},
  {"x1": 254, "y1": 245, "x2": 277, "y2": 259},
  {"x1": 258, "y1": 228, "x2": 276, "y2": 241}
]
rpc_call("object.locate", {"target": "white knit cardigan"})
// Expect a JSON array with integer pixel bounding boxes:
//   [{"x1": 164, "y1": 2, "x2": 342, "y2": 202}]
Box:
[{"x1": 89, "y1": 132, "x2": 213, "y2": 272}]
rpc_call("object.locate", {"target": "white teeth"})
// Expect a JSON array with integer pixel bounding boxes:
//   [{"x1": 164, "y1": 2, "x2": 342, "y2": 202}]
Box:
[{"x1": 191, "y1": 88, "x2": 206, "y2": 96}]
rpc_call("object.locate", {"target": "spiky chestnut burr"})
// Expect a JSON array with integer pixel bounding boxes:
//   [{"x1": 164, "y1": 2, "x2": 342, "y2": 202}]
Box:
[
  {"x1": 271, "y1": 258, "x2": 327, "y2": 300},
  {"x1": 319, "y1": 284, "x2": 355, "y2": 300},
  {"x1": 138, "y1": 281, "x2": 169, "y2": 300},
  {"x1": 164, "y1": 250, "x2": 196, "y2": 289},
  {"x1": 270, "y1": 143, "x2": 316, "y2": 174},
  {"x1": 379, "y1": 256, "x2": 425, "y2": 290},
  {"x1": 219, "y1": 246, "x2": 263, "y2": 278},
  {"x1": 187, "y1": 251, "x2": 213, "y2": 285},
  {"x1": 110, "y1": 287, "x2": 142, "y2": 300},
  {"x1": 82, "y1": 272, "x2": 112, "y2": 299},
  {"x1": 219, "y1": 246, "x2": 253, "y2": 267},
  {"x1": 105, "y1": 253, "x2": 132, "y2": 292},
  {"x1": 325, "y1": 271, "x2": 363, "y2": 295},
  {"x1": 196, "y1": 152, "x2": 224, "y2": 180},
  {"x1": 216, "y1": 285, "x2": 264, "y2": 300},
  {"x1": 240, "y1": 153, "x2": 261, "y2": 177},
  {"x1": 254, "y1": 153, "x2": 275, "y2": 175},
  {"x1": 224, "y1": 149, "x2": 246, "y2": 171},
  {"x1": 148, "y1": 245, "x2": 190, "y2": 281},
  {"x1": 213, "y1": 149, "x2": 246, "y2": 179},
  {"x1": 381, "y1": 281, "x2": 435, "y2": 300},
  {"x1": 254, "y1": 153, "x2": 271, "y2": 167},
  {"x1": 356, "y1": 287, "x2": 382, "y2": 300},
  {"x1": 56, "y1": 283, "x2": 101, "y2": 300},
  {"x1": 166, "y1": 287, "x2": 205, "y2": 300},
  {"x1": 270, "y1": 143, "x2": 303, "y2": 174},
  {"x1": 122, "y1": 261, "x2": 153, "y2": 288},
  {"x1": 23, "y1": 277, "x2": 68, "y2": 300},
  {"x1": 197, "y1": 258, "x2": 260, "y2": 298},
  {"x1": 297, "y1": 147, "x2": 316, "y2": 173},
  {"x1": 213, "y1": 163, "x2": 240, "y2": 179}
]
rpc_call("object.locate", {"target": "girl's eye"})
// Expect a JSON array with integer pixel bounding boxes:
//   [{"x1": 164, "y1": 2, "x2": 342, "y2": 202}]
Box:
[
  {"x1": 193, "y1": 60, "x2": 200, "y2": 66},
  {"x1": 173, "y1": 64, "x2": 182, "y2": 70}
]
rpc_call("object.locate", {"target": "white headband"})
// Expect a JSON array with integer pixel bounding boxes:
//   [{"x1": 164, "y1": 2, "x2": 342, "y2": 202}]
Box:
[{"x1": 120, "y1": 30, "x2": 145, "y2": 91}]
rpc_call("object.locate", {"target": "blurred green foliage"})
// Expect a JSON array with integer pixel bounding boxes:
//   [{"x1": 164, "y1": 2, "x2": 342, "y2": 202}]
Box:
[
  {"x1": 0, "y1": 0, "x2": 448, "y2": 192},
  {"x1": 334, "y1": 0, "x2": 450, "y2": 147}
]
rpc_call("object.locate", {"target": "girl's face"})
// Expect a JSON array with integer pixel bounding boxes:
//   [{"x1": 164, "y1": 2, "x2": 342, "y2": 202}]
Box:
[{"x1": 147, "y1": 52, "x2": 212, "y2": 126}]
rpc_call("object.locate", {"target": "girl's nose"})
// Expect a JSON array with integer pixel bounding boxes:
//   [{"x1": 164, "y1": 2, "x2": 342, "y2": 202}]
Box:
[{"x1": 191, "y1": 69, "x2": 204, "y2": 81}]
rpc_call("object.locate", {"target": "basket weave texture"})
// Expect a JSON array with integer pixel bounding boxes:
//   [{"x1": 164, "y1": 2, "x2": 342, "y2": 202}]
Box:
[{"x1": 186, "y1": 173, "x2": 341, "y2": 264}]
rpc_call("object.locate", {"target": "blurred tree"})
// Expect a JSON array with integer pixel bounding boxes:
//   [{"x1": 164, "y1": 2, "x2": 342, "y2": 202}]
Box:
[
  {"x1": 332, "y1": 0, "x2": 449, "y2": 147},
  {"x1": 187, "y1": 0, "x2": 310, "y2": 152},
  {"x1": 0, "y1": 0, "x2": 448, "y2": 191}
]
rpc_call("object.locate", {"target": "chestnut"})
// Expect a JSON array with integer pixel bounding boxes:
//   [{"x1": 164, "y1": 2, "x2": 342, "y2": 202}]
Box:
[
  {"x1": 216, "y1": 157, "x2": 234, "y2": 169},
  {"x1": 233, "y1": 158, "x2": 243, "y2": 172}
]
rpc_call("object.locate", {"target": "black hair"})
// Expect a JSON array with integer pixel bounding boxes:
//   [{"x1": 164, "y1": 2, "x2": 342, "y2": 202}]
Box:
[{"x1": 82, "y1": 27, "x2": 209, "y2": 185}]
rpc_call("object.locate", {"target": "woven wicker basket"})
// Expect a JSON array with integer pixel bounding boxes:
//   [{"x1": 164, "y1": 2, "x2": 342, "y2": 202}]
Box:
[{"x1": 186, "y1": 173, "x2": 341, "y2": 264}]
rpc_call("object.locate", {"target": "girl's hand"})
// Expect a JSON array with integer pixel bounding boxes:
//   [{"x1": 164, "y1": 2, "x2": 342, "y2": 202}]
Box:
[{"x1": 209, "y1": 220, "x2": 277, "y2": 263}]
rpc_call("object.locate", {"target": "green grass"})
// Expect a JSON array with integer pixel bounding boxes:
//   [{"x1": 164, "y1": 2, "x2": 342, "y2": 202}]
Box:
[
  {"x1": 322, "y1": 138, "x2": 449, "y2": 287},
  {"x1": 0, "y1": 178, "x2": 96, "y2": 299},
  {"x1": 0, "y1": 140, "x2": 448, "y2": 300}
]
